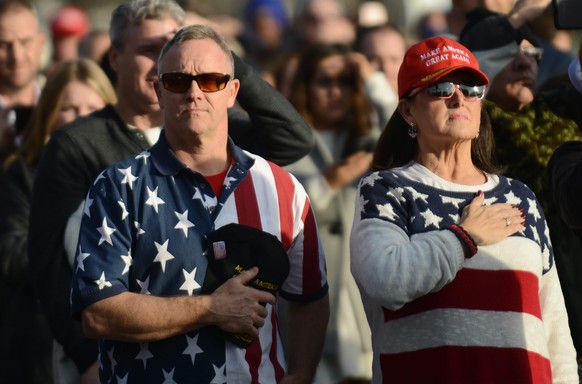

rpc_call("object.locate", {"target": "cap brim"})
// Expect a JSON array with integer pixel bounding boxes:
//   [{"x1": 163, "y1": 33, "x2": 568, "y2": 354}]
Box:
[{"x1": 419, "y1": 65, "x2": 489, "y2": 88}]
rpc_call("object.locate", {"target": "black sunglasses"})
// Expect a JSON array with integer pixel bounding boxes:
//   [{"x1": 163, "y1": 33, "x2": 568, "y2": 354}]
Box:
[
  {"x1": 159, "y1": 72, "x2": 231, "y2": 93},
  {"x1": 426, "y1": 81, "x2": 486, "y2": 101}
]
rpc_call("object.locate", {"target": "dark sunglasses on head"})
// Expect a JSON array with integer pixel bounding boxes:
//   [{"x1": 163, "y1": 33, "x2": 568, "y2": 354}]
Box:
[
  {"x1": 426, "y1": 81, "x2": 486, "y2": 101},
  {"x1": 159, "y1": 72, "x2": 231, "y2": 93}
]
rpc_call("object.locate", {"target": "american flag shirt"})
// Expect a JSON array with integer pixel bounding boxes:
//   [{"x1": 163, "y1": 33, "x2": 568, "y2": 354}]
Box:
[
  {"x1": 71, "y1": 132, "x2": 328, "y2": 383},
  {"x1": 350, "y1": 166, "x2": 578, "y2": 384}
]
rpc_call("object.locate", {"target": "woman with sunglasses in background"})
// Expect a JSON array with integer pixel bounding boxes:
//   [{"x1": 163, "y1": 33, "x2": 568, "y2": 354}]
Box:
[
  {"x1": 350, "y1": 36, "x2": 579, "y2": 384},
  {"x1": 283, "y1": 42, "x2": 381, "y2": 384}
]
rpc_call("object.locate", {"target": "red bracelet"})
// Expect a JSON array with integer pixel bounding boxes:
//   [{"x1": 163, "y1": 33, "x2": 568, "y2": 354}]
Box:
[{"x1": 446, "y1": 224, "x2": 478, "y2": 258}]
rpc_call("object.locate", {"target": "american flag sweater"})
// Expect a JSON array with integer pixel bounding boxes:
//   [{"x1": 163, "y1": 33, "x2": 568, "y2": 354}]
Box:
[{"x1": 350, "y1": 165, "x2": 578, "y2": 384}]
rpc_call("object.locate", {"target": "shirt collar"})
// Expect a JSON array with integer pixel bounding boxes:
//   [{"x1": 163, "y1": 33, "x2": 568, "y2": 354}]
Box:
[{"x1": 150, "y1": 129, "x2": 255, "y2": 176}]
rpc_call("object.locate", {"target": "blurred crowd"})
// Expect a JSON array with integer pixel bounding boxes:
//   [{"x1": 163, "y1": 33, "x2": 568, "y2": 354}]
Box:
[{"x1": 1, "y1": 0, "x2": 581, "y2": 383}]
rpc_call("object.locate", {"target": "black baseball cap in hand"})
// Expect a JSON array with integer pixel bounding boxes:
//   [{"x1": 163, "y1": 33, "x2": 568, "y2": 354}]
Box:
[{"x1": 202, "y1": 223, "x2": 290, "y2": 347}]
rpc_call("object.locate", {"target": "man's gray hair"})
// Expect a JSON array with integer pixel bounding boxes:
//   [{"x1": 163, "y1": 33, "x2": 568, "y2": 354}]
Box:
[
  {"x1": 158, "y1": 24, "x2": 234, "y2": 75},
  {"x1": 110, "y1": 0, "x2": 185, "y2": 49}
]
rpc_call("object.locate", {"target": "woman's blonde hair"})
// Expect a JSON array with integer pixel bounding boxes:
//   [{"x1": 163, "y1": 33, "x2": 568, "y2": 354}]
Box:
[{"x1": 20, "y1": 58, "x2": 117, "y2": 167}]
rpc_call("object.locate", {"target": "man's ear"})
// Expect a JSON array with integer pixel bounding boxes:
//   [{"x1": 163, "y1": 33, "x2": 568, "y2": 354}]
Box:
[
  {"x1": 227, "y1": 78, "x2": 240, "y2": 108},
  {"x1": 108, "y1": 47, "x2": 119, "y2": 74}
]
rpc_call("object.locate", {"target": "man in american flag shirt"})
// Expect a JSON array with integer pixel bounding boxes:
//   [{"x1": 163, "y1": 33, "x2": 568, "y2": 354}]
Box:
[{"x1": 70, "y1": 24, "x2": 329, "y2": 383}]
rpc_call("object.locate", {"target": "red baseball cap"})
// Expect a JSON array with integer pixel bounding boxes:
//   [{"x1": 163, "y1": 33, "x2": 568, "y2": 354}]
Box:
[
  {"x1": 397, "y1": 35, "x2": 489, "y2": 99},
  {"x1": 50, "y1": 5, "x2": 90, "y2": 39}
]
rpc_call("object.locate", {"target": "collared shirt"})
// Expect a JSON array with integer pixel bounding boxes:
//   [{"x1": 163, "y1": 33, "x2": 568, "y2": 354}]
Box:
[{"x1": 71, "y1": 131, "x2": 327, "y2": 383}]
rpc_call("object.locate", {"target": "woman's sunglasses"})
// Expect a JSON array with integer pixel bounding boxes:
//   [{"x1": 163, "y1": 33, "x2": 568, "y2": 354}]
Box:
[
  {"x1": 426, "y1": 81, "x2": 486, "y2": 101},
  {"x1": 159, "y1": 72, "x2": 231, "y2": 93}
]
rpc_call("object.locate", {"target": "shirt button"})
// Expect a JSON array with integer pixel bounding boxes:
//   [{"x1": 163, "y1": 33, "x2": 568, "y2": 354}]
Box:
[{"x1": 199, "y1": 183, "x2": 206, "y2": 188}]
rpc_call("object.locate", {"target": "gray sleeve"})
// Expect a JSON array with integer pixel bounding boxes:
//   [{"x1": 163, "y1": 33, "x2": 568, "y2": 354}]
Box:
[{"x1": 350, "y1": 216, "x2": 465, "y2": 311}]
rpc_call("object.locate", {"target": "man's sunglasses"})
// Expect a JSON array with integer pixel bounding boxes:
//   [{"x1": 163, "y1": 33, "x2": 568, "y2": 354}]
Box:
[
  {"x1": 426, "y1": 81, "x2": 486, "y2": 101},
  {"x1": 159, "y1": 72, "x2": 231, "y2": 93}
]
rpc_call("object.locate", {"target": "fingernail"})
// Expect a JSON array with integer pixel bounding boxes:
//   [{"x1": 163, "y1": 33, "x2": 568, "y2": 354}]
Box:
[{"x1": 476, "y1": 190, "x2": 483, "y2": 196}]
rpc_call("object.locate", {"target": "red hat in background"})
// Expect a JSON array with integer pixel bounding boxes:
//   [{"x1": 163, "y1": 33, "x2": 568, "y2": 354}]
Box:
[
  {"x1": 50, "y1": 5, "x2": 90, "y2": 39},
  {"x1": 397, "y1": 35, "x2": 489, "y2": 99}
]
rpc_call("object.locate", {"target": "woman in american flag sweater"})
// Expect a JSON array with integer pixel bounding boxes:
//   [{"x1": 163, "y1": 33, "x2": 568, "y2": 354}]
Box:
[{"x1": 350, "y1": 35, "x2": 579, "y2": 384}]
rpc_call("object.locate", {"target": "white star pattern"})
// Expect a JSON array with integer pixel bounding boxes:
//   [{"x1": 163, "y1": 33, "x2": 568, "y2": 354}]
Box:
[
  {"x1": 484, "y1": 196, "x2": 498, "y2": 206},
  {"x1": 449, "y1": 213, "x2": 460, "y2": 223},
  {"x1": 527, "y1": 198, "x2": 541, "y2": 221},
  {"x1": 76, "y1": 246, "x2": 90, "y2": 272},
  {"x1": 118, "y1": 200, "x2": 129, "y2": 220},
  {"x1": 531, "y1": 225, "x2": 541, "y2": 244},
  {"x1": 120, "y1": 249, "x2": 132, "y2": 275},
  {"x1": 146, "y1": 186, "x2": 165, "y2": 213},
  {"x1": 192, "y1": 189, "x2": 218, "y2": 209},
  {"x1": 542, "y1": 246, "x2": 551, "y2": 270},
  {"x1": 134, "y1": 221, "x2": 145, "y2": 237},
  {"x1": 94, "y1": 272, "x2": 112, "y2": 290},
  {"x1": 135, "y1": 151, "x2": 150, "y2": 164},
  {"x1": 94, "y1": 171, "x2": 106, "y2": 185},
  {"x1": 118, "y1": 166, "x2": 138, "y2": 190},
  {"x1": 420, "y1": 208, "x2": 443, "y2": 228},
  {"x1": 135, "y1": 343, "x2": 153, "y2": 369},
  {"x1": 441, "y1": 196, "x2": 464, "y2": 209},
  {"x1": 224, "y1": 176, "x2": 237, "y2": 189},
  {"x1": 361, "y1": 172, "x2": 382, "y2": 187},
  {"x1": 153, "y1": 240, "x2": 175, "y2": 272},
  {"x1": 174, "y1": 210, "x2": 195, "y2": 237},
  {"x1": 404, "y1": 187, "x2": 429, "y2": 204},
  {"x1": 504, "y1": 191, "x2": 522, "y2": 206},
  {"x1": 182, "y1": 334, "x2": 204, "y2": 365},
  {"x1": 210, "y1": 363, "x2": 227, "y2": 384},
  {"x1": 136, "y1": 276, "x2": 151, "y2": 295},
  {"x1": 107, "y1": 347, "x2": 118, "y2": 376},
  {"x1": 543, "y1": 223, "x2": 551, "y2": 240},
  {"x1": 377, "y1": 203, "x2": 397, "y2": 221},
  {"x1": 358, "y1": 194, "x2": 369, "y2": 214},
  {"x1": 83, "y1": 197, "x2": 93, "y2": 218},
  {"x1": 179, "y1": 268, "x2": 201, "y2": 295},
  {"x1": 162, "y1": 368, "x2": 177, "y2": 384},
  {"x1": 97, "y1": 217, "x2": 116, "y2": 246},
  {"x1": 389, "y1": 187, "x2": 406, "y2": 203},
  {"x1": 116, "y1": 374, "x2": 128, "y2": 384},
  {"x1": 192, "y1": 189, "x2": 203, "y2": 201}
]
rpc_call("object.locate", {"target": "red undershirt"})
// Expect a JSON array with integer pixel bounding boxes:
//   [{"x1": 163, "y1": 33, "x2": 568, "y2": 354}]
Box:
[{"x1": 205, "y1": 167, "x2": 230, "y2": 199}]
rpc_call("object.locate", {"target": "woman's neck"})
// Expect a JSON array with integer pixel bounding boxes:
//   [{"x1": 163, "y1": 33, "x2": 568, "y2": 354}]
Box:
[{"x1": 416, "y1": 155, "x2": 487, "y2": 185}]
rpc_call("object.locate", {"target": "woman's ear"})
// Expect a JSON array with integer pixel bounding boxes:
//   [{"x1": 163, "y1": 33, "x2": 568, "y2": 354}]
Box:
[{"x1": 397, "y1": 99, "x2": 413, "y2": 125}]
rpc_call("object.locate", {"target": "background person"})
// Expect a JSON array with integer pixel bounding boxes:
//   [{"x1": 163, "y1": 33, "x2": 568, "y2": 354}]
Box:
[
  {"x1": 350, "y1": 35, "x2": 578, "y2": 383},
  {"x1": 284, "y1": 42, "x2": 378, "y2": 383},
  {"x1": 0, "y1": 58, "x2": 116, "y2": 384},
  {"x1": 0, "y1": 0, "x2": 46, "y2": 168}
]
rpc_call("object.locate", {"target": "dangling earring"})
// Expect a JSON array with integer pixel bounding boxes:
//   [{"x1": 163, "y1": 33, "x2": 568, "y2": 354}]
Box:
[
  {"x1": 408, "y1": 122, "x2": 418, "y2": 139},
  {"x1": 475, "y1": 129, "x2": 480, "y2": 139}
]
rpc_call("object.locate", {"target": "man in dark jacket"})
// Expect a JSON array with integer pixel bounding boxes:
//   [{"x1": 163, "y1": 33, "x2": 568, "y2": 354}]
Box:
[{"x1": 28, "y1": 0, "x2": 313, "y2": 382}]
